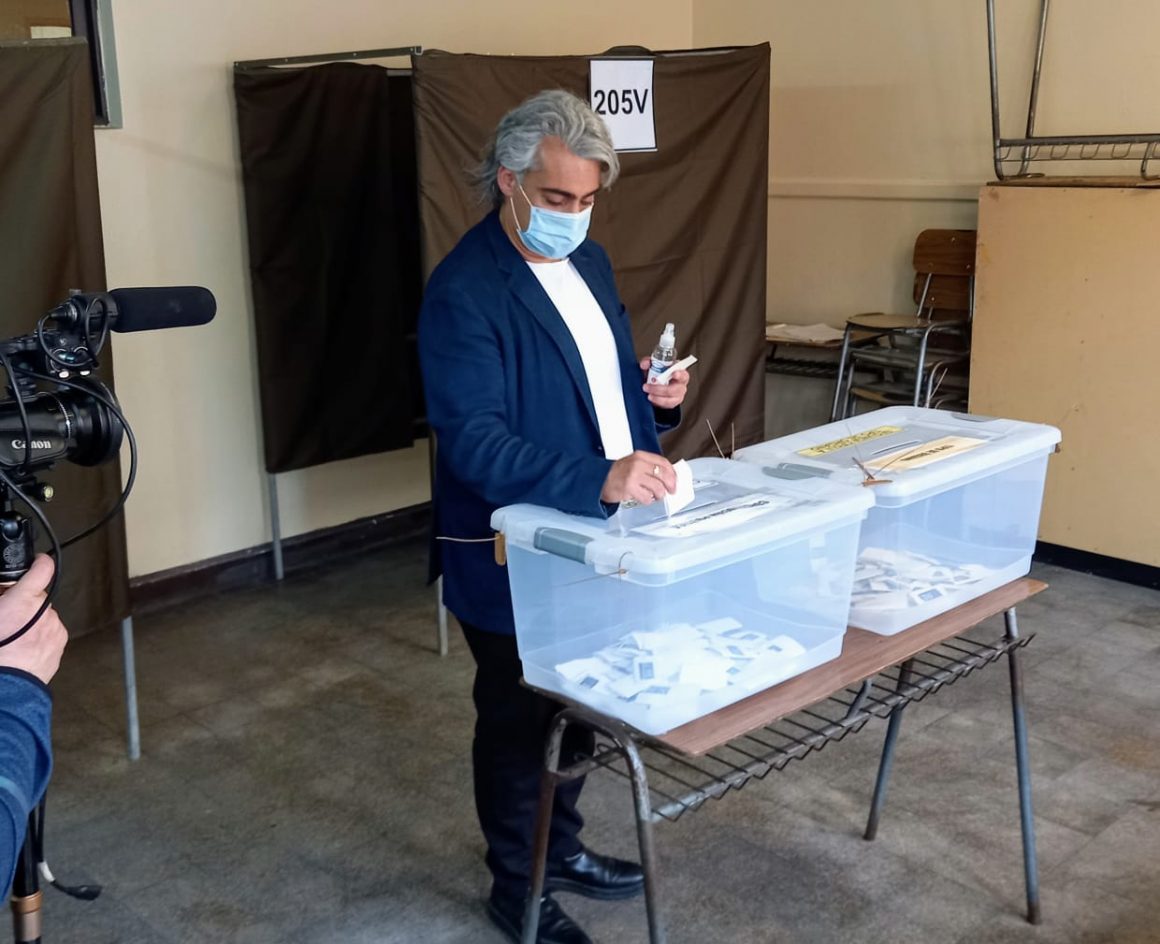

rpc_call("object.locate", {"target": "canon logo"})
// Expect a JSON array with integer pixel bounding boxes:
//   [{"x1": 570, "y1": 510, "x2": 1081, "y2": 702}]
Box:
[{"x1": 11, "y1": 439, "x2": 53, "y2": 450}]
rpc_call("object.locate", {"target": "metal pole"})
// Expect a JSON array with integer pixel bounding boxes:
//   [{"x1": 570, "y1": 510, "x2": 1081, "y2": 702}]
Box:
[
  {"x1": 427, "y1": 434, "x2": 444, "y2": 654},
  {"x1": 623, "y1": 740, "x2": 667, "y2": 943},
  {"x1": 1142, "y1": 142, "x2": 1159, "y2": 180},
  {"x1": 986, "y1": 0, "x2": 1006, "y2": 179},
  {"x1": 435, "y1": 576, "x2": 449, "y2": 657},
  {"x1": 267, "y1": 472, "x2": 284, "y2": 581},
  {"x1": 913, "y1": 327, "x2": 933, "y2": 407},
  {"x1": 830, "y1": 326, "x2": 855, "y2": 422},
  {"x1": 233, "y1": 45, "x2": 422, "y2": 71},
  {"x1": 1004, "y1": 607, "x2": 1042, "y2": 925},
  {"x1": 10, "y1": 828, "x2": 41, "y2": 943},
  {"x1": 120, "y1": 616, "x2": 140, "y2": 761},
  {"x1": 522, "y1": 714, "x2": 569, "y2": 944},
  {"x1": 1020, "y1": 0, "x2": 1051, "y2": 174},
  {"x1": 864, "y1": 659, "x2": 913, "y2": 840}
]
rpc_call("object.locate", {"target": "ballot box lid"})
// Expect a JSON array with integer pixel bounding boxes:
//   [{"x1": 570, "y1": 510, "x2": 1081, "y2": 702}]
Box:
[
  {"x1": 491, "y1": 457, "x2": 873, "y2": 581},
  {"x1": 733, "y1": 408, "x2": 1061, "y2": 506}
]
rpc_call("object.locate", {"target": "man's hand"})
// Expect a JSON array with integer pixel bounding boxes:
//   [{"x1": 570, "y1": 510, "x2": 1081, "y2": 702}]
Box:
[
  {"x1": 640, "y1": 357, "x2": 690, "y2": 410},
  {"x1": 601, "y1": 451, "x2": 676, "y2": 505},
  {"x1": 0, "y1": 555, "x2": 67, "y2": 684}
]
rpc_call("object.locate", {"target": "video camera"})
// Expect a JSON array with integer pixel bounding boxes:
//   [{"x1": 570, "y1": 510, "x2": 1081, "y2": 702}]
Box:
[
  {"x1": 0, "y1": 285, "x2": 215, "y2": 943},
  {"x1": 0, "y1": 286, "x2": 216, "y2": 631}
]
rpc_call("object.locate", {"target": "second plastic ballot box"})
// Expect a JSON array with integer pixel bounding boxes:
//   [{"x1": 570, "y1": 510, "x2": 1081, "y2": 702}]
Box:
[{"x1": 734, "y1": 408, "x2": 1061, "y2": 635}]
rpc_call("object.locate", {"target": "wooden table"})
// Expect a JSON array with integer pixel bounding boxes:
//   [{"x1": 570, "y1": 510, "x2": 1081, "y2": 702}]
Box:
[
  {"x1": 522, "y1": 578, "x2": 1046, "y2": 943},
  {"x1": 764, "y1": 324, "x2": 876, "y2": 380}
]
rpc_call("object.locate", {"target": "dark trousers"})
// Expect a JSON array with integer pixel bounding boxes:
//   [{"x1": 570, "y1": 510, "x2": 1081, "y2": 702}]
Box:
[{"x1": 461, "y1": 621, "x2": 594, "y2": 902}]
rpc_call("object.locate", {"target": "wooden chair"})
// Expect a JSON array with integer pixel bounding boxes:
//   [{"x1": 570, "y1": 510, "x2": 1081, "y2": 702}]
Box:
[{"x1": 830, "y1": 229, "x2": 976, "y2": 420}]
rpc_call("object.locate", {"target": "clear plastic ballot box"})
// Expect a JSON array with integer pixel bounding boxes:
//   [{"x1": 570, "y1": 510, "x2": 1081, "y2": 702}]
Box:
[
  {"x1": 734, "y1": 408, "x2": 1061, "y2": 635},
  {"x1": 491, "y1": 458, "x2": 873, "y2": 735}
]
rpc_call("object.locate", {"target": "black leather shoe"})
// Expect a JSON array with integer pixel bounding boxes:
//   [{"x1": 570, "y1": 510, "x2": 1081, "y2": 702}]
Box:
[
  {"x1": 487, "y1": 892, "x2": 593, "y2": 944},
  {"x1": 546, "y1": 847, "x2": 645, "y2": 901}
]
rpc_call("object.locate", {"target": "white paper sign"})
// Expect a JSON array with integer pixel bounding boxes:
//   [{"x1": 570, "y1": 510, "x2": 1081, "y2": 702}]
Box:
[{"x1": 589, "y1": 59, "x2": 656, "y2": 152}]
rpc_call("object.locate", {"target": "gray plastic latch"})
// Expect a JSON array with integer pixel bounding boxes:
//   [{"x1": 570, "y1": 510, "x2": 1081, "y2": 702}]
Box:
[{"x1": 533, "y1": 527, "x2": 593, "y2": 563}]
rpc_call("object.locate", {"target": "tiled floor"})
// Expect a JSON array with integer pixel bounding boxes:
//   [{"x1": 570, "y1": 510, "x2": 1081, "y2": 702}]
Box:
[{"x1": 37, "y1": 539, "x2": 1160, "y2": 942}]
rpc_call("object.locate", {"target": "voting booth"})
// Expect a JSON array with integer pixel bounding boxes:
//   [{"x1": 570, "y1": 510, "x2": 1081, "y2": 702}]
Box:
[
  {"x1": 736, "y1": 408, "x2": 1061, "y2": 635},
  {"x1": 492, "y1": 457, "x2": 872, "y2": 734}
]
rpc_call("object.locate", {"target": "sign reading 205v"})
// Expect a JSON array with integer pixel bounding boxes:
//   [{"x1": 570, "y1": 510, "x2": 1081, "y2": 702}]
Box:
[{"x1": 589, "y1": 59, "x2": 656, "y2": 152}]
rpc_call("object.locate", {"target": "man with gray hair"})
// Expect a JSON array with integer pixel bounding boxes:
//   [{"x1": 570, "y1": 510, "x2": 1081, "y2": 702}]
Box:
[{"x1": 418, "y1": 89, "x2": 690, "y2": 944}]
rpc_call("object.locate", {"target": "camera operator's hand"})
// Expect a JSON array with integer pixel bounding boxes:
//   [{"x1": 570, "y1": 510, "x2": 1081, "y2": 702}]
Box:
[
  {"x1": 601, "y1": 451, "x2": 676, "y2": 505},
  {"x1": 0, "y1": 555, "x2": 67, "y2": 684}
]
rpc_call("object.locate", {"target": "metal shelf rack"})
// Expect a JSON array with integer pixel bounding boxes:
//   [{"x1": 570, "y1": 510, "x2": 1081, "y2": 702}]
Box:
[{"x1": 987, "y1": 0, "x2": 1160, "y2": 181}]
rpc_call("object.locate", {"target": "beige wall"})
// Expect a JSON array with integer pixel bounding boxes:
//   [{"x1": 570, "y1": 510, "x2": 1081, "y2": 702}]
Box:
[
  {"x1": 97, "y1": 0, "x2": 692, "y2": 576},
  {"x1": 691, "y1": 0, "x2": 1160, "y2": 326}
]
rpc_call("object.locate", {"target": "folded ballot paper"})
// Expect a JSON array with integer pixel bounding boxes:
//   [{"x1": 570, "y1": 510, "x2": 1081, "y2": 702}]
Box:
[
  {"x1": 555, "y1": 617, "x2": 807, "y2": 710},
  {"x1": 662, "y1": 459, "x2": 695, "y2": 516},
  {"x1": 851, "y1": 547, "x2": 994, "y2": 610}
]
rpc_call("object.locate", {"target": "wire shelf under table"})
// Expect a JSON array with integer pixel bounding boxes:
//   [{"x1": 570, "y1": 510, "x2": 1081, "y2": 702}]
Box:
[{"x1": 567, "y1": 631, "x2": 1032, "y2": 823}]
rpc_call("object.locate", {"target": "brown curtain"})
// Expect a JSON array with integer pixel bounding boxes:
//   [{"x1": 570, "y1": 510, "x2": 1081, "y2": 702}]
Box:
[
  {"x1": 411, "y1": 44, "x2": 770, "y2": 458},
  {"x1": 234, "y1": 64, "x2": 423, "y2": 474},
  {"x1": 0, "y1": 39, "x2": 129, "y2": 634}
]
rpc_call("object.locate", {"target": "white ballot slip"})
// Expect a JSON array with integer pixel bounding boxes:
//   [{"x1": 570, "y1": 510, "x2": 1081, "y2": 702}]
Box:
[{"x1": 663, "y1": 459, "x2": 695, "y2": 516}]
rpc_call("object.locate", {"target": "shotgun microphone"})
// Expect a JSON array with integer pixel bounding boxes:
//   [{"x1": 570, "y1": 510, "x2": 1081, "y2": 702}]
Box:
[{"x1": 51, "y1": 286, "x2": 217, "y2": 334}]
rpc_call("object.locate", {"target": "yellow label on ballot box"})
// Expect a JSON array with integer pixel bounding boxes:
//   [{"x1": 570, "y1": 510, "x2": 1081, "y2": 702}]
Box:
[
  {"x1": 866, "y1": 436, "x2": 986, "y2": 472},
  {"x1": 798, "y1": 425, "x2": 902, "y2": 457}
]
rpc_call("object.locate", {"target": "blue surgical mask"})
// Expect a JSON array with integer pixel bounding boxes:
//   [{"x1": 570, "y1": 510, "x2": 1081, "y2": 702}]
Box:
[{"x1": 511, "y1": 182, "x2": 592, "y2": 259}]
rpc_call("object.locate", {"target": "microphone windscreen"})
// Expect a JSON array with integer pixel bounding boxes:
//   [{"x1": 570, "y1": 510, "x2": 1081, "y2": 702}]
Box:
[{"x1": 108, "y1": 287, "x2": 216, "y2": 333}]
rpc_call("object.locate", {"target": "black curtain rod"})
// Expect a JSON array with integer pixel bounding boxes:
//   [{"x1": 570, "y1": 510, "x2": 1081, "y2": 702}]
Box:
[{"x1": 234, "y1": 45, "x2": 422, "y2": 71}]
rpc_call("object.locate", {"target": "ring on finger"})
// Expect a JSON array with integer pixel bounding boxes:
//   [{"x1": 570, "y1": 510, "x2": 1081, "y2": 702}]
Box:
[{"x1": 651, "y1": 465, "x2": 661, "y2": 477}]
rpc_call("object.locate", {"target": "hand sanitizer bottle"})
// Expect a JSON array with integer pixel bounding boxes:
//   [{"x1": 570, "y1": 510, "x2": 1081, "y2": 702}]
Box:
[{"x1": 646, "y1": 323, "x2": 676, "y2": 386}]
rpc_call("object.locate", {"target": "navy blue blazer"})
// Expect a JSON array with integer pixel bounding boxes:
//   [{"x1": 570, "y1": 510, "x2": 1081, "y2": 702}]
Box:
[{"x1": 418, "y1": 210, "x2": 678, "y2": 634}]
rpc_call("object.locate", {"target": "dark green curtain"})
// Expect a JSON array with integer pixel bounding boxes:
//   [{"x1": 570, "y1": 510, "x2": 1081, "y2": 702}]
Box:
[
  {"x1": 234, "y1": 63, "x2": 424, "y2": 474},
  {"x1": 0, "y1": 38, "x2": 130, "y2": 634}
]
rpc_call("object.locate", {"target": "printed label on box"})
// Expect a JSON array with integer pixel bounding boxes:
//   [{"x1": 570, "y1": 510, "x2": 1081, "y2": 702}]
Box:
[
  {"x1": 798, "y1": 425, "x2": 903, "y2": 457},
  {"x1": 866, "y1": 435, "x2": 986, "y2": 472}
]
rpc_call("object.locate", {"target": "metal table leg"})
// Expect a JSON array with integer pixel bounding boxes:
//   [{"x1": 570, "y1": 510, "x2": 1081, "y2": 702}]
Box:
[
  {"x1": 863, "y1": 659, "x2": 914, "y2": 840},
  {"x1": 523, "y1": 714, "x2": 568, "y2": 944},
  {"x1": 1005, "y1": 607, "x2": 1041, "y2": 924},
  {"x1": 525, "y1": 708, "x2": 667, "y2": 944},
  {"x1": 623, "y1": 738, "x2": 666, "y2": 943},
  {"x1": 121, "y1": 616, "x2": 141, "y2": 761},
  {"x1": 830, "y1": 325, "x2": 855, "y2": 422},
  {"x1": 521, "y1": 613, "x2": 1043, "y2": 940},
  {"x1": 267, "y1": 472, "x2": 284, "y2": 581},
  {"x1": 912, "y1": 327, "x2": 933, "y2": 407}
]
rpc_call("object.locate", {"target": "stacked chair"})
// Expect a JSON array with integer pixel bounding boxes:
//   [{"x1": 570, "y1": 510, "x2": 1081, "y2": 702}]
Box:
[{"x1": 830, "y1": 229, "x2": 976, "y2": 420}]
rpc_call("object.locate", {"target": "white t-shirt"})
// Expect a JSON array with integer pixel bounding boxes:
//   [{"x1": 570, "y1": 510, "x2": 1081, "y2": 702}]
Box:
[{"x1": 527, "y1": 260, "x2": 635, "y2": 460}]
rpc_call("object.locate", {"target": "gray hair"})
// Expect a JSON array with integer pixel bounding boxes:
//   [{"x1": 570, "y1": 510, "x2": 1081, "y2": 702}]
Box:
[{"x1": 472, "y1": 89, "x2": 620, "y2": 207}]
